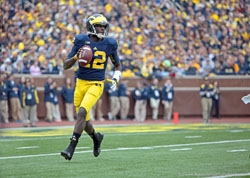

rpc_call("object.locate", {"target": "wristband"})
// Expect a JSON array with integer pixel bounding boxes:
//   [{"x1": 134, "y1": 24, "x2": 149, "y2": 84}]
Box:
[{"x1": 73, "y1": 55, "x2": 78, "y2": 61}]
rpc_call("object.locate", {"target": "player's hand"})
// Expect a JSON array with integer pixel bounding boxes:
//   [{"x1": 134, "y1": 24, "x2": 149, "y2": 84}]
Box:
[
  {"x1": 77, "y1": 47, "x2": 86, "y2": 59},
  {"x1": 73, "y1": 48, "x2": 85, "y2": 61},
  {"x1": 107, "y1": 78, "x2": 117, "y2": 91}
]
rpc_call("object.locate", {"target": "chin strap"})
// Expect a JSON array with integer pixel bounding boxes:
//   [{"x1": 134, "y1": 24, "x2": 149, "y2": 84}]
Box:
[{"x1": 87, "y1": 32, "x2": 106, "y2": 39}]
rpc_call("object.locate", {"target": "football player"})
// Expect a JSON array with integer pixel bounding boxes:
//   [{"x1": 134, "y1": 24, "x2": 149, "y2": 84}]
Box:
[{"x1": 61, "y1": 14, "x2": 122, "y2": 160}]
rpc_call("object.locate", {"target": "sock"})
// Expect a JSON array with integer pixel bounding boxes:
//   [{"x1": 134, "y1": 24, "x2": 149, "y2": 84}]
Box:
[{"x1": 71, "y1": 132, "x2": 81, "y2": 142}]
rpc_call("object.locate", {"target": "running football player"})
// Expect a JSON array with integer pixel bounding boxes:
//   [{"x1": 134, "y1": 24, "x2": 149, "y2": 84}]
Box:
[{"x1": 61, "y1": 14, "x2": 122, "y2": 160}]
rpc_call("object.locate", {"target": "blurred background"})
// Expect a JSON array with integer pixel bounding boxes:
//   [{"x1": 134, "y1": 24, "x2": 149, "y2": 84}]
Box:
[{"x1": 0, "y1": 0, "x2": 250, "y2": 126}]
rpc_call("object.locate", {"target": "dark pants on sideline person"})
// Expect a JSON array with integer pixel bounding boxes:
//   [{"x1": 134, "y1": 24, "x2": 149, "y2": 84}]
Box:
[{"x1": 210, "y1": 99, "x2": 220, "y2": 118}]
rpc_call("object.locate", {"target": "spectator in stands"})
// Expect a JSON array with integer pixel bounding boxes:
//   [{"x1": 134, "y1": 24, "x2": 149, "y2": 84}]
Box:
[
  {"x1": 161, "y1": 79, "x2": 174, "y2": 120},
  {"x1": 22, "y1": 55, "x2": 31, "y2": 74},
  {"x1": 152, "y1": 60, "x2": 164, "y2": 79},
  {"x1": 61, "y1": 77, "x2": 75, "y2": 122},
  {"x1": 41, "y1": 60, "x2": 53, "y2": 74},
  {"x1": 22, "y1": 78, "x2": 39, "y2": 127},
  {"x1": 52, "y1": 81, "x2": 61, "y2": 122},
  {"x1": 1, "y1": 0, "x2": 250, "y2": 78},
  {"x1": 1, "y1": 58, "x2": 13, "y2": 75},
  {"x1": 221, "y1": 58, "x2": 236, "y2": 75},
  {"x1": 201, "y1": 58, "x2": 214, "y2": 76},
  {"x1": 149, "y1": 78, "x2": 161, "y2": 120},
  {"x1": 133, "y1": 81, "x2": 149, "y2": 122},
  {"x1": 52, "y1": 58, "x2": 63, "y2": 75},
  {"x1": 118, "y1": 80, "x2": 130, "y2": 120},
  {"x1": 210, "y1": 61, "x2": 222, "y2": 76},
  {"x1": 7, "y1": 74, "x2": 22, "y2": 122},
  {"x1": 236, "y1": 55, "x2": 248, "y2": 75},
  {"x1": 30, "y1": 60, "x2": 42, "y2": 76},
  {"x1": 44, "y1": 77, "x2": 54, "y2": 122},
  {"x1": 200, "y1": 77, "x2": 213, "y2": 123},
  {"x1": 105, "y1": 82, "x2": 120, "y2": 121},
  {"x1": 0, "y1": 75, "x2": 9, "y2": 123},
  {"x1": 185, "y1": 60, "x2": 198, "y2": 75},
  {"x1": 13, "y1": 60, "x2": 23, "y2": 74},
  {"x1": 210, "y1": 81, "x2": 220, "y2": 119}
]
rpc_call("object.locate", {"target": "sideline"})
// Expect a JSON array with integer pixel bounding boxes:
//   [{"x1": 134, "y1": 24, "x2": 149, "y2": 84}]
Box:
[
  {"x1": 0, "y1": 139, "x2": 250, "y2": 160},
  {"x1": 1, "y1": 123, "x2": 250, "y2": 137}
]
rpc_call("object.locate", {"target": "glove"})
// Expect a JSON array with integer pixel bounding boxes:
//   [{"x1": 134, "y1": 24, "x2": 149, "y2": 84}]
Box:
[
  {"x1": 107, "y1": 70, "x2": 121, "y2": 92},
  {"x1": 106, "y1": 78, "x2": 117, "y2": 91}
]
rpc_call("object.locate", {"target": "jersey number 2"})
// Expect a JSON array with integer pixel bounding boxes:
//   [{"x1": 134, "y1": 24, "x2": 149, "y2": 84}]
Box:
[{"x1": 85, "y1": 51, "x2": 106, "y2": 69}]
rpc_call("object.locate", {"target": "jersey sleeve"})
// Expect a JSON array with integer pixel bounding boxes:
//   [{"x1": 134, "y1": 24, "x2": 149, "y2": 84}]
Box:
[
  {"x1": 109, "y1": 38, "x2": 120, "y2": 65},
  {"x1": 67, "y1": 35, "x2": 84, "y2": 58}
]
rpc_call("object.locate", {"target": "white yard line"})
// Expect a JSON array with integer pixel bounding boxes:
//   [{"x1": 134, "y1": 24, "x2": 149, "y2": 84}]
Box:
[
  {"x1": 185, "y1": 136, "x2": 202, "y2": 138},
  {"x1": 205, "y1": 173, "x2": 250, "y2": 178},
  {"x1": 170, "y1": 148, "x2": 192, "y2": 151},
  {"x1": 0, "y1": 139, "x2": 250, "y2": 160},
  {"x1": 230, "y1": 130, "x2": 243, "y2": 133},
  {"x1": 226, "y1": 149, "x2": 248, "y2": 153},
  {"x1": 75, "y1": 147, "x2": 90, "y2": 150},
  {"x1": 15, "y1": 146, "x2": 39, "y2": 149}
]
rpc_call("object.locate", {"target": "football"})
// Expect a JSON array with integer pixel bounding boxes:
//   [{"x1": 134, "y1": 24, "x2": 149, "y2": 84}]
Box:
[{"x1": 78, "y1": 45, "x2": 93, "y2": 67}]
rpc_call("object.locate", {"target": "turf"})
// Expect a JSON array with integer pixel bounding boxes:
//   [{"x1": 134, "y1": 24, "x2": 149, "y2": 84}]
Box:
[{"x1": 0, "y1": 123, "x2": 250, "y2": 178}]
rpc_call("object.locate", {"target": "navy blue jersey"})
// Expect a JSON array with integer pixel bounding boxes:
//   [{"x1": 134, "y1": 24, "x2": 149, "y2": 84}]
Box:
[
  {"x1": 6, "y1": 80, "x2": 19, "y2": 98},
  {"x1": 68, "y1": 34, "x2": 120, "y2": 81},
  {"x1": 118, "y1": 83, "x2": 128, "y2": 97},
  {"x1": 23, "y1": 86, "x2": 39, "y2": 106},
  {"x1": 61, "y1": 85, "x2": 74, "y2": 103},
  {"x1": 200, "y1": 84, "x2": 213, "y2": 98},
  {"x1": 162, "y1": 85, "x2": 174, "y2": 101},
  {"x1": 148, "y1": 84, "x2": 161, "y2": 99}
]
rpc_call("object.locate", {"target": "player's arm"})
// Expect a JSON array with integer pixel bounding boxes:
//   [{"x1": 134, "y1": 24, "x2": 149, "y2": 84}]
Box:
[
  {"x1": 63, "y1": 56, "x2": 78, "y2": 70},
  {"x1": 63, "y1": 46, "x2": 83, "y2": 70},
  {"x1": 110, "y1": 39, "x2": 122, "y2": 83},
  {"x1": 63, "y1": 36, "x2": 83, "y2": 70}
]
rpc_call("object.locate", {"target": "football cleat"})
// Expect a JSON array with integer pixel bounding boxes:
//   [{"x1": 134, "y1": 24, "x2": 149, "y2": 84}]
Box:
[
  {"x1": 93, "y1": 132, "x2": 104, "y2": 157},
  {"x1": 61, "y1": 139, "x2": 78, "y2": 161}
]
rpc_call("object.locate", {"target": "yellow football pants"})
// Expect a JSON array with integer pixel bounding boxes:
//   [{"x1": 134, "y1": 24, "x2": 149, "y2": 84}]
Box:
[{"x1": 74, "y1": 79, "x2": 104, "y2": 121}]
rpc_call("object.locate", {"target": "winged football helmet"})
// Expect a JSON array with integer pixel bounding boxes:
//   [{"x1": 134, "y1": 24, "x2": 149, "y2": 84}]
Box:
[{"x1": 86, "y1": 14, "x2": 109, "y2": 38}]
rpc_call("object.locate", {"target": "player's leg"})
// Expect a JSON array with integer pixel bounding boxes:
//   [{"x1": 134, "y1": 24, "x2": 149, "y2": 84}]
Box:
[
  {"x1": 61, "y1": 79, "x2": 86, "y2": 160},
  {"x1": 82, "y1": 83, "x2": 104, "y2": 157},
  {"x1": 61, "y1": 81, "x2": 104, "y2": 160}
]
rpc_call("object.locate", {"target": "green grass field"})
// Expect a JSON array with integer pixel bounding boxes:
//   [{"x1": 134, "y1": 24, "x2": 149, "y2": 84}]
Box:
[{"x1": 1, "y1": 123, "x2": 250, "y2": 178}]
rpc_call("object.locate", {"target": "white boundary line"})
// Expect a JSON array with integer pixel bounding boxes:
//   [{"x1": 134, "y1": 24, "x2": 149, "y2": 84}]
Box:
[
  {"x1": 205, "y1": 173, "x2": 250, "y2": 178},
  {"x1": 0, "y1": 139, "x2": 250, "y2": 160}
]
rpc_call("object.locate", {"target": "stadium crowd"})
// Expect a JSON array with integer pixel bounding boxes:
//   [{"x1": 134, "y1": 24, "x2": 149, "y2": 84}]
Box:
[{"x1": 1, "y1": 0, "x2": 250, "y2": 78}]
